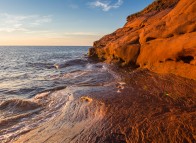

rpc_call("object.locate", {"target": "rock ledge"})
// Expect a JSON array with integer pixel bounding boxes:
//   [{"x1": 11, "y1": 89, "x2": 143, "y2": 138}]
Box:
[{"x1": 89, "y1": 0, "x2": 196, "y2": 80}]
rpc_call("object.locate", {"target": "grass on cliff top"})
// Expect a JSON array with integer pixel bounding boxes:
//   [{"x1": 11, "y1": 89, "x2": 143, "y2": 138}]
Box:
[{"x1": 127, "y1": 0, "x2": 179, "y2": 21}]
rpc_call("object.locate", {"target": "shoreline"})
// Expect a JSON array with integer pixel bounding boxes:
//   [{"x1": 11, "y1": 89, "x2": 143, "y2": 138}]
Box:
[{"x1": 12, "y1": 68, "x2": 196, "y2": 143}]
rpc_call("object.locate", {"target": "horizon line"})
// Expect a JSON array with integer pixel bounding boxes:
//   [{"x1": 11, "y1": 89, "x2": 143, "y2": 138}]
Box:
[{"x1": 0, "y1": 45, "x2": 92, "y2": 47}]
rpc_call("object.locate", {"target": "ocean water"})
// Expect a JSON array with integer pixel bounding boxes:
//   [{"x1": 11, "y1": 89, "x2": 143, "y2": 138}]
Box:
[
  {"x1": 0, "y1": 46, "x2": 118, "y2": 142},
  {"x1": 0, "y1": 46, "x2": 92, "y2": 98}
]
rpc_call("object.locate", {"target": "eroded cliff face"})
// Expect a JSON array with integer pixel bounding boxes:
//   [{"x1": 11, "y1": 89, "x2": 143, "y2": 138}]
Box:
[{"x1": 89, "y1": 0, "x2": 196, "y2": 79}]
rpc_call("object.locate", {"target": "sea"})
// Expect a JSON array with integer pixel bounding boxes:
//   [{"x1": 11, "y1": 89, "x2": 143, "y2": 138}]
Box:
[{"x1": 0, "y1": 46, "x2": 120, "y2": 142}]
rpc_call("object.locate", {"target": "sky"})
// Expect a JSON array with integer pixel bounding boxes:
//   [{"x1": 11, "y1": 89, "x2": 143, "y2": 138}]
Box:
[{"x1": 0, "y1": 0, "x2": 153, "y2": 46}]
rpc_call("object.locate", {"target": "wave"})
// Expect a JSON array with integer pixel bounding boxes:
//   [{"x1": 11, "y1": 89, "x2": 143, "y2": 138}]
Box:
[
  {"x1": 54, "y1": 59, "x2": 88, "y2": 69},
  {"x1": 0, "y1": 99, "x2": 41, "y2": 113},
  {"x1": 0, "y1": 72, "x2": 116, "y2": 143},
  {"x1": 3, "y1": 81, "x2": 120, "y2": 143},
  {"x1": 0, "y1": 62, "x2": 120, "y2": 143},
  {"x1": 0, "y1": 89, "x2": 69, "y2": 142},
  {"x1": 26, "y1": 59, "x2": 88, "y2": 70},
  {"x1": 26, "y1": 62, "x2": 56, "y2": 69}
]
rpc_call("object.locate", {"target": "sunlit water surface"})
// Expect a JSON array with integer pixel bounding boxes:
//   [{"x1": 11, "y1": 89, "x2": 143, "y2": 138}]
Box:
[{"x1": 0, "y1": 46, "x2": 119, "y2": 142}]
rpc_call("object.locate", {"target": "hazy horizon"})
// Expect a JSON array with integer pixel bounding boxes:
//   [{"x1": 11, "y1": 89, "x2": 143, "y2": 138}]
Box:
[{"x1": 0, "y1": 0, "x2": 153, "y2": 46}]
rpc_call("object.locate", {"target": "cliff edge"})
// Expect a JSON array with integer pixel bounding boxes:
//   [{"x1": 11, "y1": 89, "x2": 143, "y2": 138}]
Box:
[{"x1": 89, "y1": 0, "x2": 196, "y2": 80}]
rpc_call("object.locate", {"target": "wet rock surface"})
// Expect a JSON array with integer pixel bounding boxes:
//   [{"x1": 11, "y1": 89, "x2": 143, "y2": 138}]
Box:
[{"x1": 14, "y1": 68, "x2": 196, "y2": 143}]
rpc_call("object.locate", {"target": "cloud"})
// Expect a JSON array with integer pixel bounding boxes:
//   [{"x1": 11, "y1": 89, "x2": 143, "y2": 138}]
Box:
[
  {"x1": 31, "y1": 16, "x2": 52, "y2": 26},
  {"x1": 0, "y1": 13, "x2": 52, "y2": 33},
  {"x1": 89, "y1": 0, "x2": 123, "y2": 11}
]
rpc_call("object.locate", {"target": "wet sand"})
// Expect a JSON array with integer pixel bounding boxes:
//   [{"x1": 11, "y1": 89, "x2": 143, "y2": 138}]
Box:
[{"x1": 12, "y1": 68, "x2": 196, "y2": 143}]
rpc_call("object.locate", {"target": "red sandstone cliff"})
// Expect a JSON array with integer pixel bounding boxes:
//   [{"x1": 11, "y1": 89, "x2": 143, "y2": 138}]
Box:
[{"x1": 89, "y1": 0, "x2": 196, "y2": 79}]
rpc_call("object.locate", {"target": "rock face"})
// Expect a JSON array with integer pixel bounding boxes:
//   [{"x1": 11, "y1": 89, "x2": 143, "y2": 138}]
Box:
[{"x1": 89, "y1": 0, "x2": 196, "y2": 79}]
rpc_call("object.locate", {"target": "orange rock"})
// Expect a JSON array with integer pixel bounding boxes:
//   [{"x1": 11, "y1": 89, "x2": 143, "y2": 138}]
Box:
[{"x1": 89, "y1": 0, "x2": 196, "y2": 79}]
